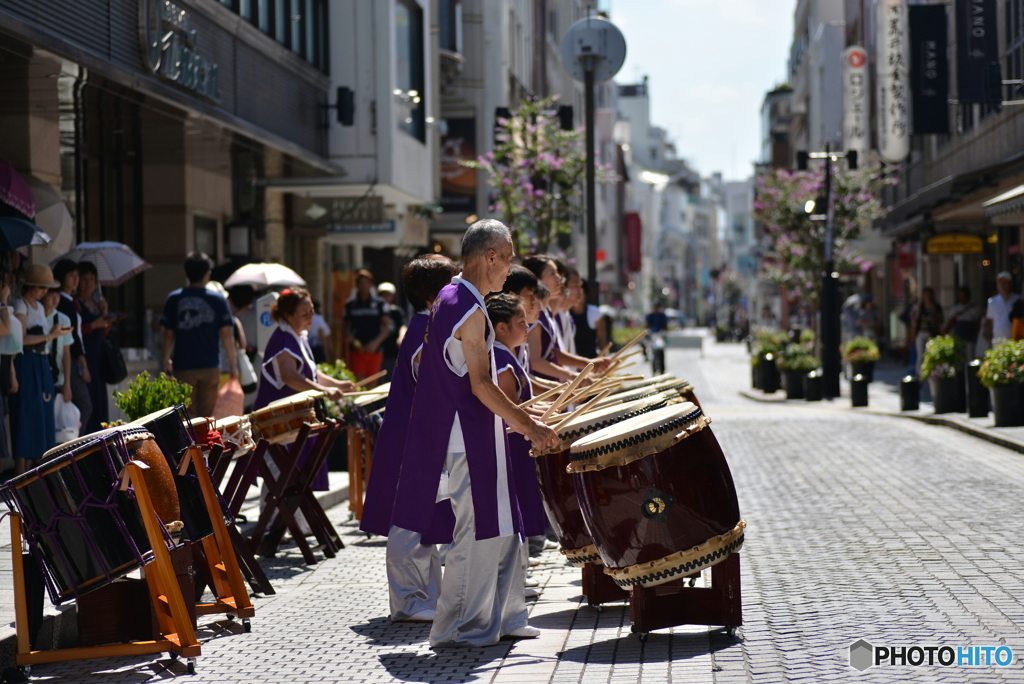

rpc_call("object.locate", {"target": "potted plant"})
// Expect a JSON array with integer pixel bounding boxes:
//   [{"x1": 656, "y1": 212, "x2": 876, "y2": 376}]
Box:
[
  {"x1": 843, "y1": 336, "x2": 880, "y2": 382},
  {"x1": 751, "y1": 330, "x2": 786, "y2": 393},
  {"x1": 776, "y1": 343, "x2": 820, "y2": 400},
  {"x1": 920, "y1": 335, "x2": 965, "y2": 414},
  {"x1": 977, "y1": 340, "x2": 1024, "y2": 427},
  {"x1": 113, "y1": 372, "x2": 193, "y2": 422},
  {"x1": 317, "y1": 360, "x2": 360, "y2": 470}
]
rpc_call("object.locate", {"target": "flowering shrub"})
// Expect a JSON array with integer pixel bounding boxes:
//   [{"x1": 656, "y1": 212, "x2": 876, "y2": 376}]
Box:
[
  {"x1": 752, "y1": 159, "x2": 894, "y2": 300},
  {"x1": 775, "y1": 343, "x2": 821, "y2": 372},
  {"x1": 751, "y1": 329, "x2": 788, "y2": 366},
  {"x1": 463, "y1": 97, "x2": 615, "y2": 253},
  {"x1": 920, "y1": 335, "x2": 963, "y2": 380},
  {"x1": 977, "y1": 340, "x2": 1024, "y2": 388},
  {"x1": 843, "y1": 336, "x2": 880, "y2": 363}
]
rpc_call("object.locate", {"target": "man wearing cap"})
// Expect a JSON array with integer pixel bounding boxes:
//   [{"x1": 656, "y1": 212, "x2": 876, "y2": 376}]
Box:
[
  {"x1": 982, "y1": 272, "x2": 1019, "y2": 352},
  {"x1": 343, "y1": 270, "x2": 391, "y2": 381},
  {"x1": 377, "y1": 281, "x2": 405, "y2": 381}
]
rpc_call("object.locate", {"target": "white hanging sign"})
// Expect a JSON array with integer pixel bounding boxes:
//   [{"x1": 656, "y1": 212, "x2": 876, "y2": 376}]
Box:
[
  {"x1": 876, "y1": 0, "x2": 910, "y2": 163},
  {"x1": 842, "y1": 46, "x2": 870, "y2": 160}
]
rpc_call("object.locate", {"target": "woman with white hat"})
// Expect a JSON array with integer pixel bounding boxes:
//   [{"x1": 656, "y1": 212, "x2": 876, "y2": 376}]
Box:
[{"x1": 10, "y1": 265, "x2": 72, "y2": 475}]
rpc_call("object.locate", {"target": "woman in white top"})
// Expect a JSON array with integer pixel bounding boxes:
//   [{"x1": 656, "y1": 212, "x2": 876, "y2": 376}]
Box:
[{"x1": 11, "y1": 265, "x2": 70, "y2": 474}]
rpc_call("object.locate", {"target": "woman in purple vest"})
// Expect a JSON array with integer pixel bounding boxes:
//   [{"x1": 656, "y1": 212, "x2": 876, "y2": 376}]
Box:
[
  {"x1": 253, "y1": 289, "x2": 356, "y2": 490},
  {"x1": 360, "y1": 254, "x2": 458, "y2": 622},
  {"x1": 392, "y1": 220, "x2": 559, "y2": 647}
]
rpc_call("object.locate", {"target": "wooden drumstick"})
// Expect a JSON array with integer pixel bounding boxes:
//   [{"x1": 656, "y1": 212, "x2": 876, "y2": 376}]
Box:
[
  {"x1": 600, "y1": 342, "x2": 613, "y2": 356},
  {"x1": 542, "y1": 363, "x2": 594, "y2": 420},
  {"x1": 357, "y1": 370, "x2": 388, "y2": 387},
  {"x1": 552, "y1": 389, "x2": 613, "y2": 432},
  {"x1": 341, "y1": 389, "x2": 390, "y2": 397},
  {"x1": 557, "y1": 375, "x2": 620, "y2": 407},
  {"x1": 608, "y1": 329, "x2": 648, "y2": 361},
  {"x1": 517, "y1": 380, "x2": 570, "y2": 409}
]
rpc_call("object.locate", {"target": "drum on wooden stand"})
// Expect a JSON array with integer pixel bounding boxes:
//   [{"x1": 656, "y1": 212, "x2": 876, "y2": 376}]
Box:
[{"x1": 249, "y1": 390, "x2": 326, "y2": 445}]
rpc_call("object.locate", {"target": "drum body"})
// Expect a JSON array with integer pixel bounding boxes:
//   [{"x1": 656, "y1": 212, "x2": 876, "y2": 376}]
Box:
[
  {"x1": 1, "y1": 433, "x2": 152, "y2": 604},
  {"x1": 250, "y1": 391, "x2": 324, "y2": 445},
  {"x1": 131, "y1": 405, "x2": 214, "y2": 541},
  {"x1": 570, "y1": 403, "x2": 744, "y2": 589},
  {"x1": 534, "y1": 396, "x2": 668, "y2": 566}
]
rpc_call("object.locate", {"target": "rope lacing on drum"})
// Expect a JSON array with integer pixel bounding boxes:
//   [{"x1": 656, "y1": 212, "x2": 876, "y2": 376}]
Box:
[
  {"x1": 609, "y1": 532, "x2": 745, "y2": 588},
  {"x1": 558, "y1": 399, "x2": 669, "y2": 441},
  {"x1": 568, "y1": 406, "x2": 704, "y2": 463}
]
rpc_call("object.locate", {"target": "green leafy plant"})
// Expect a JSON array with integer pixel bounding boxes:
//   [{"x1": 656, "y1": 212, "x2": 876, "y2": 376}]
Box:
[
  {"x1": 751, "y1": 329, "x2": 789, "y2": 366},
  {"x1": 317, "y1": 360, "x2": 358, "y2": 424},
  {"x1": 843, "y1": 336, "x2": 880, "y2": 363},
  {"x1": 977, "y1": 340, "x2": 1024, "y2": 388},
  {"x1": 799, "y1": 329, "x2": 816, "y2": 344},
  {"x1": 113, "y1": 372, "x2": 193, "y2": 422},
  {"x1": 775, "y1": 343, "x2": 821, "y2": 372},
  {"x1": 920, "y1": 335, "x2": 963, "y2": 380}
]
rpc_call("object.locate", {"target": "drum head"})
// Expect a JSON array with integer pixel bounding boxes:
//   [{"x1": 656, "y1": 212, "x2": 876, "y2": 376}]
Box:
[
  {"x1": 537, "y1": 396, "x2": 669, "y2": 456},
  {"x1": 568, "y1": 401, "x2": 708, "y2": 472}
]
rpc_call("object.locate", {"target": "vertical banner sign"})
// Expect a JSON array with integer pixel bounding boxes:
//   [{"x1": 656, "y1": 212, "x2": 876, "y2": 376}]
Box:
[
  {"x1": 842, "y1": 47, "x2": 870, "y2": 159},
  {"x1": 624, "y1": 212, "x2": 642, "y2": 273},
  {"x1": 910, "y1": 5, "x2": 950, "y2": 134},
  {"x1": 876, "y1": 0, "x2": 910, "y2": 163},
  {"x1": 956, "y1": 0, "x2": 998, "y2": 102},
  {"x1": 439, "y1": 118, "x2": 478, "y2": 214}
]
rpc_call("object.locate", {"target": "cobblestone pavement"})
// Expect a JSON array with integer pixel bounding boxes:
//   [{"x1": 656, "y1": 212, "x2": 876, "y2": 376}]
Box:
[{"x1": 12, "y1": 338, "x2": 1024, "y2": 682}]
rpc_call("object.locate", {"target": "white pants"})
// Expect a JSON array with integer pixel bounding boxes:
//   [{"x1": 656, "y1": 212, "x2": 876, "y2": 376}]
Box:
[
  {"x1": 429, "y1": 450, "x2": 528, "y2": 647},
  {"x1": 386, "y1": 525, "x2": 441, "y2": 620}
]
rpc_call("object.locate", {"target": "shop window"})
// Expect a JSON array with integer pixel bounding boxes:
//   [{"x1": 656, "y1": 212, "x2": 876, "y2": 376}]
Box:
[
  {"x1": 396, "y1": 0, "x2": 426, "y2": 143},
  {"x1": 195, "y1": 217, "x2": 218, "y2": 259},
  {"x1": 438, "y1": 0, "x2": 462, "y2": 53}
]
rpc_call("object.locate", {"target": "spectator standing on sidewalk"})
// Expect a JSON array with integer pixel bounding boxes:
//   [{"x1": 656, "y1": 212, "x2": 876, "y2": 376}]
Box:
[
  {"x1": 307, "y1": 300, "x2": 332, "y2": 364},
  {"x1": 344, "y1": 270, "x2": 391, "y2": 382},
  {"x1": 981, "y1": 272, "x2": 1019, "y2": 356},
  {"x1": 854, "y1": 296, "x2": 881, "y2": 343},
  {"x1": 909, "y1": 287, "x2": 943, "y2": 378},
  {"x1": 160, "y1": 252, "x2": 237, "y2": 419},
  {"x1": 942, "y1": 286, "x2": 982, "y2": 359},
  {"x1": 377, "y1": 282, "x2": 405, "y2": 380},
  {"x1": 11, "y1": 265, "x2": 69, "y2": 474},
  {"x1": 570, "y1": 280, "x2": 605, "y2": 358},
  {"x1": 77, "y1": 261, "x2": 118, "y2": 433},
  {"x1": 52, "y1": 259, "x2": 91, "y2": 432}
]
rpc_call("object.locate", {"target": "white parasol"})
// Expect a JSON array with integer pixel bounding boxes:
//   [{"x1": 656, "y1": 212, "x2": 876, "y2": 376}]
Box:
[
  {"x1": 223, "y1": 263, "x2": 306, "y2": 289},
  {"x1": 55, "y1": 241, "x2": 152, "y2": 286}
]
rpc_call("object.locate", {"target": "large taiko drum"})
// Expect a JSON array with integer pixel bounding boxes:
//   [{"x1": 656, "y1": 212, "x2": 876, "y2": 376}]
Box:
[
  {"x1": 130, "y1": 405, "x2": 216, "y2": 542},
  {"x1": 592, "y1": 378, "x2": 697, "y2": 412},
  {"x1": 0, "y1": 432, "x2": 158, "y2": 604},
  {"x1": 569, "y1": 401, "x2": 745, "y2": 589},
  {"x1": 192, "y1": 414, "x2": 256, "y2": 455},
  {"x1": 250, "y1": 390, "x2": 326, "y2": 444},
  {"x1": 533, "y1": 395, "x2": 670, "y2": 567}
]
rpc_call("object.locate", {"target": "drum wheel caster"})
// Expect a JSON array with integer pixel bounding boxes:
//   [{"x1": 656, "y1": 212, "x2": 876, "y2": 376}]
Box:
[
  {"x1": 19, "y1": 665, "x2": 31, "y2": 678},
  {"x1": 168, "y1": 652, "x2": 179, "y2": 662},
  {"x1": 242, "y1": 618, "x2": 252, "y2": 633},
  {"x1": 226, "y1": 613, "x2": 236, "y2": 621},
  {"x1": 688, "y1": 577, "x2": 697, "y2": 587},
  {"x1": 594, "y1": 605, "x2": 603, "y2": 613},
  {"x1": 186, "y1": 658, "x2": 197, "y2": 675},
  {"x1": 726, "y1": 626, "x2": 738, "y2": 639},
  {"x1": 638, "y1": 632, "x2": 649, "y2": 643}
]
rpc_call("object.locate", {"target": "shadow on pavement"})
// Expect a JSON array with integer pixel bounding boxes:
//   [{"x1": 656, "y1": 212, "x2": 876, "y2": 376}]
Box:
[
  {"x1": 351, "y1": 616, "x2": 432, "y2": 646},
  {"x1": 558, "y1": 631, "x2": 736, "y2": 665},
  {"x1": 378, "y1": 646, "x2": 508, "y2": 683}
]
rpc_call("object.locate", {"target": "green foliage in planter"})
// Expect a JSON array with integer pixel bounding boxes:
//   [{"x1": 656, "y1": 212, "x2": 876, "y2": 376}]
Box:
[
  {"x1": 799, "y1": 329, "x2": 815, "y2": 344},
  {"x1": 775, "y1": 343, "x2": 821, "y2": 372},
  {"x1": 113, "y1": 372, "x2": 193, "y2": 422},
  {"x1": 977, "y1": 340, "x2": 1024, "y2": 388},
  {"x1": 317, "y1": 360, "x2": 359, "y2": 424},
  {"x1": 843, "y1": 336, "x2": 880, "y2": 363},
  {"x1": 920, "y1": 335, "x2": 962, "y2": 380},
  {"x1": 751, "y1": 329, "x2": 789, "y2": 365}
]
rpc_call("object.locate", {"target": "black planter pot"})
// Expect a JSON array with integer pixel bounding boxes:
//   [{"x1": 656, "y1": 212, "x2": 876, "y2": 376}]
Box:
[
  {"x1": 752, "y1": 362, "x2": 761, "y2": 390},
  {"x1": 930, "y1": 375, "x2": 966, "y2": 414},
  {"x1": 804, "y1": 372, "x2": 823, "y2": 401},
  {"x1": 851, "y1": 374, "x2": 869, "y2": 407},
  {"x1": 850, "y1": 360, "x2": 875, "y2": 383},
  {"x1": 900, "y1": 376, "x2": 920, "y2": 411},
  {"x1": 783, "y1": 370, "x2": 806, "y2": 399},
  {"x1": 966, "y1": 360, "x2": 990, "y2": 418},
  {"x1": 760, "y1": 355, "x2": 780, "y2": 394},
  {"x1": 990, "y1": 384, "x2": 1024, "y2": 427}
]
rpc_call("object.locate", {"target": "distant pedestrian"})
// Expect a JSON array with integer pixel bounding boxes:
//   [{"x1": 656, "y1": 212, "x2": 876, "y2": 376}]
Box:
[
  {"x1": 377, "y1": 283, "x2": 405, "y2": 380},
  {"x1": 11, "y1": 265, "x2": 69, "y2": 474},
  {"x1": 52, "y1": 259, "x2": 92, "y2": 433},
  {"x1": 344, "y1": 270, "x2": 391, "y2": 382},
  {"x1": 307, "y1": 300, "x2": 332, "y2": 364},
  {"x1": 77, "y1": 261, "x2": 119, "y2": 433},
  {"x1": 981, "y1": 272, "x2": 1019, "y2": 354},
  {"x1": 854, "y1": 297, "x2": 881, "y2": 343},
  {"x1": 160, "y1": 252, "x2": 237, "y2": 419},
  {"x1": 570, "y1": 280, "x2": 606, "y2": 358},
  {"x1": 909, "y1": 287, "x2": 943, "y2": 378}
]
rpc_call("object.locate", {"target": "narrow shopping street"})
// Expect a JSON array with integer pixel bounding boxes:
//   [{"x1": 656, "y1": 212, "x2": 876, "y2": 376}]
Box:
[{"x1": 8, "y1": 337, "x2": 1024, "y2": 683}]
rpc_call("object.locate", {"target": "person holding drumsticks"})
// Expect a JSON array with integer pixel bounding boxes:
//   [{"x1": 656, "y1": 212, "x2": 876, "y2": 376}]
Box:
[
  {"x1": 253, "y1": 289, "x2": 357, "y2": 410},
  {"x1": 360, "y1": 254, "x2": 458, "y2": 623},
  {"x1": 392, "y1": 220, "x2": 559, "y2": 647}
]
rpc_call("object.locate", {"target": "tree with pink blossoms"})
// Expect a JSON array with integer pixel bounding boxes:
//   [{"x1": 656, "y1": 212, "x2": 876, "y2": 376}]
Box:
[{"x1": 463, "y1": 97, "x2": 614, "y2": 253}]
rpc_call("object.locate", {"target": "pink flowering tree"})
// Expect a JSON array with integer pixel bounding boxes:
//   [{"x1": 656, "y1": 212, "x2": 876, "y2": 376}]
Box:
[
  {"x1": 752, "y1": 158, "x2": 893, "y2": 301},
  {"x1": 463, "y1": 97, "x2": 613, "y2": 253}
]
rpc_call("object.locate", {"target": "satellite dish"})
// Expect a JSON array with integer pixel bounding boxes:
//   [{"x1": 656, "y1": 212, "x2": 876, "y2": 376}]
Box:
[{"x1": 560, "y1": 16, "x2": 626, "y2": 84}]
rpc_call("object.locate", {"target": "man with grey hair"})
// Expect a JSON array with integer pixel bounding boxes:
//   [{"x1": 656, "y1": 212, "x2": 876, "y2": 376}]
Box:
[{"x1": 393, "y1": 219, "x2": 559, "y2": 647}]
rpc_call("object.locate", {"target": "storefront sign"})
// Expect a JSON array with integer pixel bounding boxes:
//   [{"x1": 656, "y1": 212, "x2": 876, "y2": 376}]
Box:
[
  {"x1": 440, "y1": 118, "x2": 478, "y2": 214},
  {"x1": 842, "y1": 47, "x2": 869, "y2": 159},
  {"x1": 625, "y1": 212, "x2": 642, "y2": 273},
  {"x1": 926, "y1": 233, "x2": 984, "y2": 255},
  {"x1": 876, "y1": 0, "x2": 910, "y2": 163},
  {"x1": 139, "y1": 0, "x2": 220, "y2": 101},
  {"x1": 956, "y1": 0, "x2": 999, "y2": 103},
  {"x1": 328, "y1": 220, "x2": 397, "y2": 235},
  {"x1": 296, "y1": 196, "x2": 386, "y2": 226},
  {"x1": 910, "y1": 5, "x2": 949, "y2": 134}
]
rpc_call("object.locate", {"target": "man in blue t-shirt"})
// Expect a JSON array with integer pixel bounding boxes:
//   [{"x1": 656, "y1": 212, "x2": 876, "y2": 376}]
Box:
[
  {"x1": 645, "y1": 302, "x2": 669, "y2": 333},
  {"x1": 160, "y1": 252, "x2": 237, "y2": 417}
]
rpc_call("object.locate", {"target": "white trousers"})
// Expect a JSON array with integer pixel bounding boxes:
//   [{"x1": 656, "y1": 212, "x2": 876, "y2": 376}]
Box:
[
  {"x1": 386, "y1": 525, "x2": 442, "y2": 620},
  {"x1": 429, "y1": 450, "x2": 528, "y2": 647}
]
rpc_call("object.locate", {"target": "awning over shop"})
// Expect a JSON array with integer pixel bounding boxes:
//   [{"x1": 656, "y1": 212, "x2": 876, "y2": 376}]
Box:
[{"x1": 983, "y1": 183, "x2": 1024, "y2": 224}]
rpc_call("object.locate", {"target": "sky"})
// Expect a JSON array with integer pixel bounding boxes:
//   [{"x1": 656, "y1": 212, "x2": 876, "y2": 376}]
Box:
[{"x1": 608, "y1": 0, "x2": 796, "y2": 181}]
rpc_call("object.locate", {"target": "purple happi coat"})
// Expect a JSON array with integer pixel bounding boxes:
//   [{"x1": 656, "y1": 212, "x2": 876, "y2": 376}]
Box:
[
  {"x1": 253, "y1": 322, "x2": 329, "y2": 490},
  {"x1": 494, "y1": 342, "x2": 548, "y2": 537},
  {"x1": 533, "y1": 308, "x2": 561, "y2": 381},
  {"x1": 360, "y1": 312, "x2": 455, "y2": 542},
  {"x1": 391, "y1": 277, "x2": 522, "y2": 541}
]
